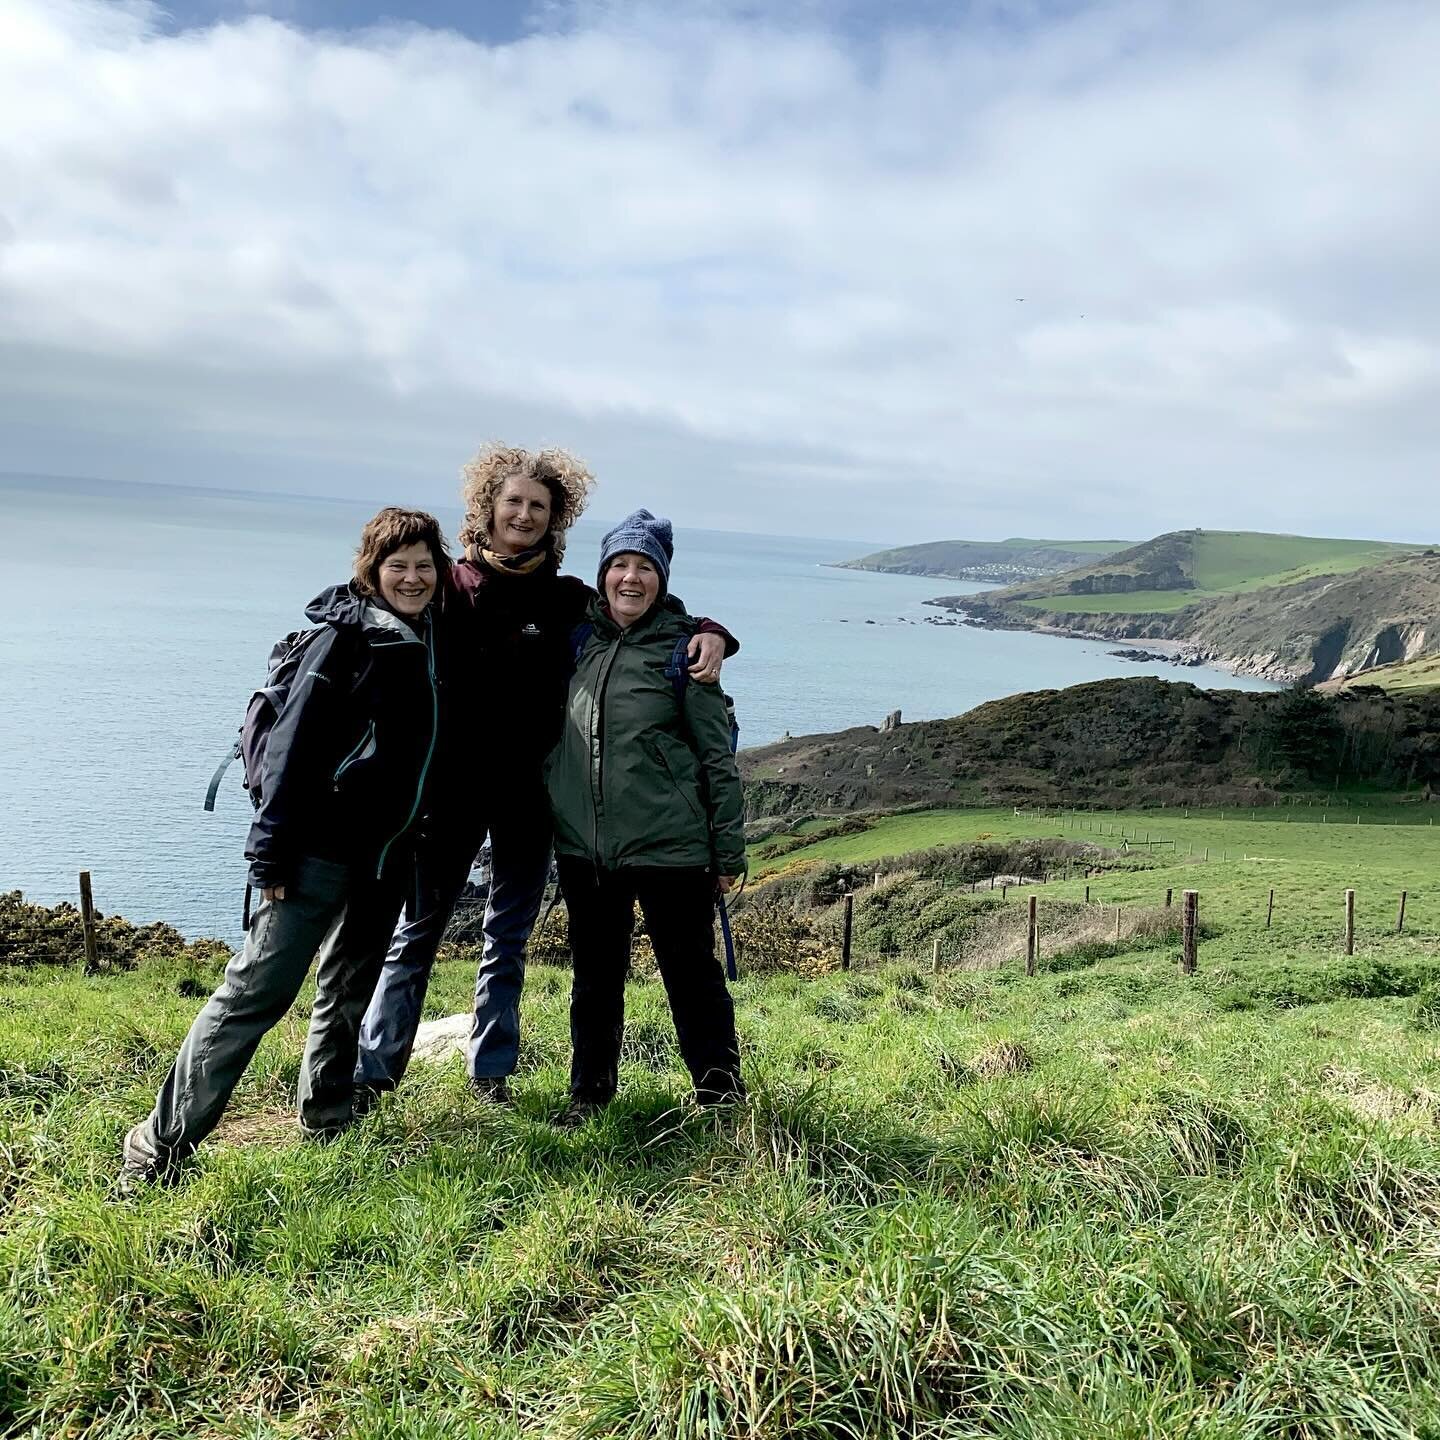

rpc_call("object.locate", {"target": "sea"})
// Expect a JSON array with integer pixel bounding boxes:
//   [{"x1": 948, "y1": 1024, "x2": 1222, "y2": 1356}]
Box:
[{"x1": 0, "y1": 475, "x2": 1277, "y2": 940}]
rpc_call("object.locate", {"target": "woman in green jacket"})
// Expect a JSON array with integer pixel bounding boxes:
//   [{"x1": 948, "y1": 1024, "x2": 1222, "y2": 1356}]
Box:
[{"x1": 546, "y1": 509, "x2": 746, "y2": 1120}]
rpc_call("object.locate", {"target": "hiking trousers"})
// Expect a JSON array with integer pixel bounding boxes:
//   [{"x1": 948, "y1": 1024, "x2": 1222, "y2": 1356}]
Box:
[
  {"x1": 133, "y1": 855, "x2": 406, "y2": 1163},
  {"x1": 354, "y1": 804, "x2": 552, "y2": 1091},
  {"x1": 556, "y1": 859, "x2": 743, "y2": 1106}
]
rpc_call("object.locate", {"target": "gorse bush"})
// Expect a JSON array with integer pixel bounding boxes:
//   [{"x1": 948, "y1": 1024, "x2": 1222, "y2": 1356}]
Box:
[{"x1": 0, "y1": 891, "x2": 230, "y2": 972}]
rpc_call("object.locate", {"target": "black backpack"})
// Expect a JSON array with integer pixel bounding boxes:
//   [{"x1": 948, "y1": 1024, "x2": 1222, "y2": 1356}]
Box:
[{"x1": 203, "y1": 627, "x2": 342, "y2": 813}]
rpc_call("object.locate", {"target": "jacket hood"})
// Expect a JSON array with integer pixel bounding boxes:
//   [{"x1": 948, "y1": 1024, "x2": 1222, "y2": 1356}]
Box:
[{"x1": 304, "y1": 582, "x2": 428, "y2": 643}]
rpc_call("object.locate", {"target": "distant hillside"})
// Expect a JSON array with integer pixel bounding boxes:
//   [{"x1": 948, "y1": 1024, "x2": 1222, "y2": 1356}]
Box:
[
  {"x1": 740, "y1": 676, "x2": 1440, "y2": 817},
  {"x1": 834, "y1": 537, "x2": 1130, "y2": 584},
  {"x1": 984, "y1": 529, "x2": 1424, "y2": 614},
  {"x1": 929, "y1": 531, "x2": 1438, "y2": 684}
]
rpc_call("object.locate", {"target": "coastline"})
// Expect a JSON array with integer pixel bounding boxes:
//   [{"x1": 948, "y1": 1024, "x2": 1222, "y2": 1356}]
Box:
[{"x1": 921, "y1": 595, "x2": 1300, "y2": 684}]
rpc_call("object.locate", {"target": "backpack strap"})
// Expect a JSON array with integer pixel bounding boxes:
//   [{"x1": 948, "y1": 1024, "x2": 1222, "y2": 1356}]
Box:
[
  {"x1": 662, "y1": 633, "x2": 692, "y2": 703},
  {"x1": 716, "y1": 891, "x2": 738, "y2": 981},
  {"x1": 203, "y1": 740, "x2": 242, "y2": 813},
  {"x1": 568, "y1": 622, "x2": 595, "y2": 671}
]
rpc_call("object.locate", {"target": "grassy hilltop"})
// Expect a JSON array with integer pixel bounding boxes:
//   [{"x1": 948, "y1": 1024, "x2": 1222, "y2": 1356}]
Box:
[
  {"x1": 994, "y1": 529, "x2": 1419, "y2": 616},
  {"x1": 4, "y1": 798, "x2": 1440, "y2": 1436}
]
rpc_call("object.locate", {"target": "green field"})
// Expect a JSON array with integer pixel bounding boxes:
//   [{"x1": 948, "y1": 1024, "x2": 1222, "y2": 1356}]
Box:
[
  {"x1": 1332, "y1": 655, "x2": 1440, "y2": 695},
  {"x1": 1016, "y1": 530, "x2": 1420, "y2": 616},
  {"x1": 753, "y1": 803, "x2": 1440, "y2": 946},
  {"x1": 5, "y1": 804, "x2": 1440, "y2": 1436}
]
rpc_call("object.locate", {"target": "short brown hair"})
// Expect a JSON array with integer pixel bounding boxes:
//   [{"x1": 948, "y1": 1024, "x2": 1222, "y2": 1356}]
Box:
[
  {"x1": 457, "y1": 443, "x2": 595, "y2": 560},
  {"x1": 353, "y1": 506, "x2": 452, "y2": 597}
]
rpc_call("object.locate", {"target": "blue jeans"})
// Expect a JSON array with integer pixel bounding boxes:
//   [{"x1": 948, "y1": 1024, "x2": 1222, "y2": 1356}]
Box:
[{"x1": 354, "y1": 808, "x2": 552, "y2": 1089}]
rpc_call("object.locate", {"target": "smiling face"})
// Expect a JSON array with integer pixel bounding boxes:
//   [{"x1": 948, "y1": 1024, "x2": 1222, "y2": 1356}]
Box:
[
  {"x1": 377, "y1": 541, "x2": 438, "y2": 617},
  {"x1": 603, "y1": 553, "x2": 662, "y2": 628},
  {"x1": 488, "y1": 475, "x2": 554, "y2": 557}
]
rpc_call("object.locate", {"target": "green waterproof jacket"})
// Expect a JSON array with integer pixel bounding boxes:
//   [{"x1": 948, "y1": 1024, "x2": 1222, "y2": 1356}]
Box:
[{"x1": 545, "y1": 600, "x2": 747, "y2": 875}]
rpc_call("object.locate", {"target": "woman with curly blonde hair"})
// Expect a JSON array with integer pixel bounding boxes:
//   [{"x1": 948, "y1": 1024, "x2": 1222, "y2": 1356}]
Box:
[{"x1": 355, "y1": 444, "x2": 737, "y2": 1105}]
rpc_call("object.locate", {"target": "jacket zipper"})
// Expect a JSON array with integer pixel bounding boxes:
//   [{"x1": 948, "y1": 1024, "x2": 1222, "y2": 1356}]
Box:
[
  {"x1": 588, "y1": 630, "x2": 623, "y2": 869},
  {"x1": 375, "y1": 613, "x2": 438, "y2": 879}
]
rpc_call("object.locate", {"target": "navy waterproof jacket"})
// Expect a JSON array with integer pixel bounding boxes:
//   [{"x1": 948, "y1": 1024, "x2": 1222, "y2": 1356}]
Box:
[{"x1": 244, "y1": 584, "x2": 441, "y2": 890}]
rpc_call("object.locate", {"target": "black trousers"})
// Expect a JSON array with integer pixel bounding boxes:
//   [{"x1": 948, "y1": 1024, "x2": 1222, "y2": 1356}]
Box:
[{"x1": 556, "y1": 859, "x2": 743, "y2": 1105}]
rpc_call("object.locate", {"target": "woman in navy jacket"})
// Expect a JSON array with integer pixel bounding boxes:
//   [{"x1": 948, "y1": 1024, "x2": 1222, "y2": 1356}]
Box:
[{"x1": 121, "y1": 507, "x2": 452, "y2": 1186}]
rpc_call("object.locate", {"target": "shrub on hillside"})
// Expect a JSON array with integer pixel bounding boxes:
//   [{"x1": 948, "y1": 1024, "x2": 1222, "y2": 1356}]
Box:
[{"x1": 0, "y1": 891, "x2": 230, "y2": 971}]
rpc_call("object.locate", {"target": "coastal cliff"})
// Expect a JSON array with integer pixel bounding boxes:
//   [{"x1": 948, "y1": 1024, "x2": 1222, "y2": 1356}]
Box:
[{"x1": 926, "y1": 535, "x2": 1440, "y2": 686}]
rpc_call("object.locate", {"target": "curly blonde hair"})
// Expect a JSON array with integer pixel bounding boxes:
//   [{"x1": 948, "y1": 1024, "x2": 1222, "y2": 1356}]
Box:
[{"x1": 458, "y1": 444, "x2": 596, "y2": 560}]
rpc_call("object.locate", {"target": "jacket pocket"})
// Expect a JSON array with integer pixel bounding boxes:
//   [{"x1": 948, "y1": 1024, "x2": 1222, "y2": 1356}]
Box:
[
  {"x1": 647, "y1": 739, "x2": 705, "y2": 826},
  {"x1": 333, "y1": 720, "x2": 377, "y2": 789}
]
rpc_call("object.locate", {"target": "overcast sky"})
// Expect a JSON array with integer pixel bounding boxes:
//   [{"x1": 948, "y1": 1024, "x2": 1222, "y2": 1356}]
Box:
[{"x1": 2, "y1": 0, "x2": 1438, "y2": 547}]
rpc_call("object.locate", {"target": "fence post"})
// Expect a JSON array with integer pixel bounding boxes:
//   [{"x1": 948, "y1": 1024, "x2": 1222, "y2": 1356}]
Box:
[
  {"x1": 1165, "y1": 888, "x2": 1173, "y2": 908},
  {"x1": 932, "y1": 937, "x2": 941, "y2": 975},
  {"x1": 842, "y1": 892, "x2": 854, "y2": 971},
  {"x1": 1266, "y1": 888, "x2": 1275, "y2": 929},
  {"x1": 1181, "y1": 890, "x2": 1198, "y2": 975},
  {"x1": 1026, "y1": 895, "x2": 1038, "y2": 977},
  {"x1": 1084, "y1": 884, "x2": 1090, "y2": 904},
  {"x1": 1345, "y1": 889, "x2": 1355, "y2": 957},
  {"x1": 1114, "y1": 906, "x2": 1121, "y2": 944},
  {"x1": 1398, "y1": 891, "x2": 1408, "y2": 934},
  {"x1": 79, "y1": 870, "x2": 99, "y2": 973}
]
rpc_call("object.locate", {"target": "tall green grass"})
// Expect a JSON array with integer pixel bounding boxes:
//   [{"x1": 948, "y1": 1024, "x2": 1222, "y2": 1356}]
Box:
[{"x1": 4, "y1": 891, "x2": 1440, "y2": 1437}]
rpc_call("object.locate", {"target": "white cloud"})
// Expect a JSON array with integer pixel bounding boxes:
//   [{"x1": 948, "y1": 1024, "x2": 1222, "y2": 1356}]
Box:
[{"x1": 1, "y1": 0, "x2": 1438, "y2": 541}]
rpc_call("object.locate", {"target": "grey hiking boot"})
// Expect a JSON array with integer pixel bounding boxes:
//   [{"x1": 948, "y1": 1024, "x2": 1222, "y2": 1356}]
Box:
[
  {"x1": 467, "y1": 1076, "x2": 513, "y2": 1106},
  {"x1": 118, "y1": 1123, "x2": 182, "y2": 1194}
]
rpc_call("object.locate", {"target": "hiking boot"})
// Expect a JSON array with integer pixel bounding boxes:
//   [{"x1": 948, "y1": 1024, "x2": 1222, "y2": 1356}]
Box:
[
  {"x1": 467, "y1": 1076, "x2": 513, "y2": 1106},
  {"x1": 554, "y1": 1097, "x2": 606, "y2": 1129},
  {"x1": 351, "y1": 1085, "x2": 386, "y2": 1122},
  {"x1": 298, "y1": 1118, "x2": 352, "y2": 1145},
  {"x1": 118, "y1": 1124, "x2": 182, "y2": 1194}
]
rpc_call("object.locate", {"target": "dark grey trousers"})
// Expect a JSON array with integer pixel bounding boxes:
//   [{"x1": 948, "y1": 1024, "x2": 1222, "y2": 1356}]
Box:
[{"x1": 132, "y1": 855, "x2": 406, "y2": 1163}]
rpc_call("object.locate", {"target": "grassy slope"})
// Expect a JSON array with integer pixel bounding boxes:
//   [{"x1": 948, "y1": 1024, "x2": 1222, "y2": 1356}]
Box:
[
  {"x1": 1014, "y1": 531, "x2": 1418, "y2": 615},
  {"x1": 5, "y1": 807, "x2": 1440, "y2": 1436},
  {"x1": 752, "y1": 803, "x2": 1440, "y2": 942},
  {"x1": 1328, "y1": 655, "x2": 1440, "y2": 695}
]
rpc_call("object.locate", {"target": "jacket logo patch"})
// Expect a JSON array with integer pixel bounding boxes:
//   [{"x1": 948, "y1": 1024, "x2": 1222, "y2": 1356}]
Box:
[{"x1": 520, "y1": 623, "x2": 543, "y2": 636}]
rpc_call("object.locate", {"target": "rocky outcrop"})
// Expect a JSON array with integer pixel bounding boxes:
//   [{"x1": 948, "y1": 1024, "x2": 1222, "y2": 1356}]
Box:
[{"x1": 1067, "y1": 568, "x2": 1192, "y2": 595}]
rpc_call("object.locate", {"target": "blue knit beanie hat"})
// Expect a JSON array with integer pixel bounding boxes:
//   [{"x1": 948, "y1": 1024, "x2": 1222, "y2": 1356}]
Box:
[{"x1": 597, "y1": 509, "x2": 673, "y2": 596}]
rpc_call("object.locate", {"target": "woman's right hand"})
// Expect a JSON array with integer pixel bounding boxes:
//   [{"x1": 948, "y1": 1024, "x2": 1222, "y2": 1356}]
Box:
[
  {"x1": 262, "y1": 886, "x2": 286, "y2": 902},
  {"x1": 716, "y1": 875, "x2": 742, "y2": 895}
]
